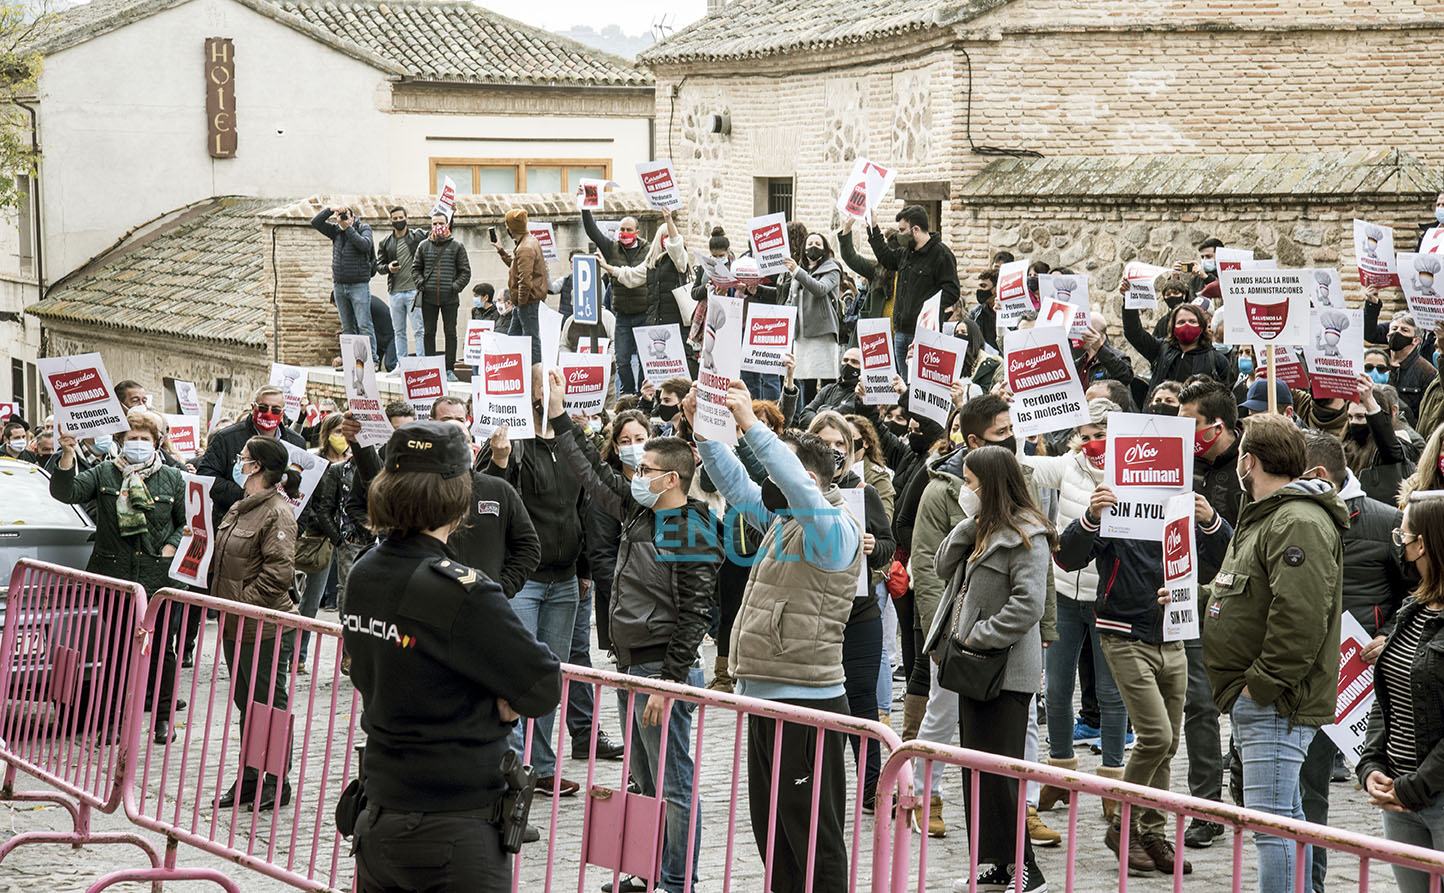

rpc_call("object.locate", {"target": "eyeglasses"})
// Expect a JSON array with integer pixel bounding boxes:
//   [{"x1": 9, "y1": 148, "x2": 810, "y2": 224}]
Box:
[
  {"x1": 255, "y1": 405, "x2": 284, "y2": 414},
  {"x1": 1392, "y1": 528, "x2": 1421, "y2": 547},
  {"x1": 634, "y1": 465, "x2": 673, "y2": 479},
  {"x1": 1363, "y1": 364, "x2": 1388, "y2": 373}
]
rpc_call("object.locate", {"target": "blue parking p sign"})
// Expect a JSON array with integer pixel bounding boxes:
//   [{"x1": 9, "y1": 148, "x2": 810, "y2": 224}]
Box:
[{"x1": 572, "y1": 254, "x2": 599, "y2": 325}]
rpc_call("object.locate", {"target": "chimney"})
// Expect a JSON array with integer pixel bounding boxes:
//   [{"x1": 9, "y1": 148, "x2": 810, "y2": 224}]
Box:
[{"x1": 707, "y1": 0, "x2": 724, "y2": 14}]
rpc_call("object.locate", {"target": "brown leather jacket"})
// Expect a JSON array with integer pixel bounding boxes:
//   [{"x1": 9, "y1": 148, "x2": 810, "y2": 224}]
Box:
[
  {"x1": 501, "y1": 234, "x2": 548, "y2": 307},
  {"x1": 211, "y1": 488, "x2": 298, "y2": 639}
]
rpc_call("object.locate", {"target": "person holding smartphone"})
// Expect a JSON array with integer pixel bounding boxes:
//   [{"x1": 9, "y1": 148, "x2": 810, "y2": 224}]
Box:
[{"x1": 311, "y1": 204, "x2": 377, "y2": 361}]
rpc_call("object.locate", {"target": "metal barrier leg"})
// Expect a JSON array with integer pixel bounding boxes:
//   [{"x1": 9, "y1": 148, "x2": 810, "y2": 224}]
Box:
[
  {"x1": 0, "y1": 792, "x2": 164, "y2": 868},
  {"x1": 85, "y1": 867, "x2": 243, "y2": 893}
]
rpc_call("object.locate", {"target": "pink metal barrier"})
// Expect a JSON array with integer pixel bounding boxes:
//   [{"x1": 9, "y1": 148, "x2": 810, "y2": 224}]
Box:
[
  {"x1": 878, "y1": 739, "x2": 1444, "y2": 893},
  {"x1": 515, "y1": 663, "x2": 914, "y2": 893}
]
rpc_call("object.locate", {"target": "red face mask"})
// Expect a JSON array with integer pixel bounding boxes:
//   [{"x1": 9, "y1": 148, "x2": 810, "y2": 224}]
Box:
[
  {"x1": 1080, "y1": 439, "x2": 1106, "y2": 469},
  {"x1": 1070, "y1": 338, "x2": 1085, "y2": 350},
  {"x1": 253, "y1": 407, "x2": 282, "y2": 432},
  {"x1": 618, "y1": 231, "x2": 638, "y2": 247},
  {"x1": 1174, "y1": 322, "x2": 1203, "y2": 344},
  {"x1": 1438, "y1": 453, "x2": 1444, "y2": 476},
  {"x1": 1194, "y1": 422, "x2": 1223, "y2": 456}
]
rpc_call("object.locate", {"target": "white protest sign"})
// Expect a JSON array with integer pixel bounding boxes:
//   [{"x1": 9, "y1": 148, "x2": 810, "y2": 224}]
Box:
[
  {"x1": 1004, "y1": 327, "x2": 1088, "y2": 437},
  {"x1": 672, "y1": 285, "x2": 699, "y2": 325},
  {"x1": 474, "y1": 333, "x2": 535, "y2": 440},
  {"x1": 694, "y1": 294, "x2": 744, "y2": 445},
  {"x1": 575, "y1": 178, "x2": 619, "y2": 212},
  {"x1": 208, "y1": 391, "x2": 225, "y2": 433},
  {"x1": 1242, "y1": 258, "x2": 1278, "y2": 272},
  {"x1": 858, "y1": 317, "x2": 897, "y2": 405},
  {"x1": 577, "y1": 337, "x2": 610, "y2": 355},
  {"x1": 1304, "y1": 307, "x2": 1363, "y2": 401},
  {"x1": 431, "y1": 176, "x2": 456, "y2": 221},
  {"x1": 37, "y1": 353, "x2": 130, "y2": 438},
  {"x1": 173, "y1": 380, "x2": 202, "y2": 418},
  {"x1": 464, "y1": 319, "x2": 496, "y2": 366},
  {"x1": 1353, "y1": 219, "x2": 1399, "y2": 288},
  {"x1": 1100, "y1": 412, "x2": 1194, "y2": 541},
  {"x1": 1422, "y1": 227, "x2": 1444, "y2": 255},
  {"x1": 740, "y1": 305, "x2": 796, "y2": 375},
  {"x1": 163, "y1": 414, "x2": 202, "y2": 457},
  {"x1": 917, "y1": 292, "x2": 942, "y2": 333},
  {"x1": 558, "y1": 352, "x2": 610, "y2": 416},
  {"x1": 1038, "y1": 274, "x2": 1090, "y2": 336},
  {"x1": 340, "y1": 334, "x2": 392, "y2": 448},
  {"x1": 635, "y1": 159, "x2": 682, "y2": 211},
  {"x1": 1038, "y1": 297, "x2": 1089, "y2": 338},
  {"x1": 996, "y1": 259, "x2": 1033, "y2": 329},
  {"x1": 1221, "y1": 269, "x2": 1310, "y2": 347},
  {"x1": 838, "y1": 486, "x2": 870, "y2": 601},
  {"x1": 268, "y1": 363, "x2": 308, "y2": 422},
  {"x1": 908, "y1": 326, "x2": 966, "y2": 427},
  {"x1": 1322, "y1": 612, "x2": 1378, "y2": 769},
  {"x1": 748, "y1": 213, "x2": 790, "y2": 278},
  {"x1": 281, "y1": 441, "x2": 327, "y2": 518},
  {"x1": 694, "y1": 251, "x2": 739, "y2": 293},
  {"x1": 536, "y1": 300, "x2": 565, "y2": 435},
  {"x1": 638, "y1": 325, "x2": 690, "y2": 385},
  {"x1": 1162, "y1": 492, "x2": 1200, "y2": 642},
  {"x1": 1122, "y1": 262, "x2": 1174, "y2": 310},
  {"x1": 837, "y1": 159, "x2": 897, "y2": 221},
  {"x1": 1398, "y1": 252, "x2": 1444, "y2": 330},
  {"x1": 397, "y1": 355, "x2": 448, "y2": 420},
  {"x1": 169, "y1": 473, "x2": 216, "y2": 587},
  {"x1": 1216, "y1": 247, "x2": 1254, "y2": 274},
  {"x1": 528, "y1": 223, "x2": 559, "y2": 263}
]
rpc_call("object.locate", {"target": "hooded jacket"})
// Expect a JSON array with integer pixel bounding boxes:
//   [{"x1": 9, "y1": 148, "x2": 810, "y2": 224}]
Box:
[
  {"x1": 1337, "y1": 472, "x2": 1411, "y2": 636},
  {"x1": 500, "y1": 233, "x2": 548, "y2": 307},
  {"x1": 1356, "y1": 598, "x2": 1444, "y2": 811},
  {"x1": 1201, "y1": 479, "x2": 1349, "y2": 725},
  {"x1": 866, "y1": 229, "x2": 960, "y2": 336},
  {"x1": 310, "y1": 208, "x2": 374, "y2": 284},
  {"x1": 412, "y1": 234, "x2": 471, "y2": 308}
]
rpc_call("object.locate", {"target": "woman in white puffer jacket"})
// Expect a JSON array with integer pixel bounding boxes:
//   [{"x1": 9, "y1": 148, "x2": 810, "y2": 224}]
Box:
[{"x1": 1019, "y1": 398, "x2": 1130, "y2": 815}]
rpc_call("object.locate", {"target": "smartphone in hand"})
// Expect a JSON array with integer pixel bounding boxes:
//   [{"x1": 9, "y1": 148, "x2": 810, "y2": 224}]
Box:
[{"x1": 489, "y1": 227, "x2": 498, "y2": 244}]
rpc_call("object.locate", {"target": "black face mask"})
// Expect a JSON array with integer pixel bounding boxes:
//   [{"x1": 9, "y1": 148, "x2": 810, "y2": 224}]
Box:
[
  {"x1": 907, "y1": 432, "x2": 933, "y2": 454},
  {"x1": 1026, "y1": 276, "x2": 1039, "y2": 294},
  {"x1": 986, "y1": 435, "x2": 1018, "y2": 455},
  {"x1": 1347, "y1": 423, "x2": 1371, "y2": 444},
  {"x1": 806, "y1": 247, "x2": 824, "y2": 263},
  {"x1": 761, "y1": 477, "x2": 788, "y2": 513},
  {"x1": 838, "y1": 364, "x2": 860, "y2": 385},
  {"x1": 886, "y1": 420, "x2": 909, "y2": 437},
  {"x1": 976, "y1": 288, "x2": 992, "y2": 303},
  {"x1": 656, "y1": 403, "x2": 679, "y2": 422},
  {"x1": 392, "y1": 219, "x2": 408, "y2": 231},
  {"x1": 1147, "y1": 402, "x2": 1181, "y2": 417},
  {"x1": 1389, "y1": 332, "x2": 1413, "y2": 352},
  {"x1": 832, "y1": 448, "x2": 848, "y2": 473},
  {"x1": 1163, "y1": 293, "x2": 1185, "y2": 308}
]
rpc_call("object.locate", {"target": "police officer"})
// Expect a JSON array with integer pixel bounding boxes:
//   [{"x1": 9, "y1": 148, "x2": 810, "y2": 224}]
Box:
[{"x1": 345, "y1": 421, "x2": 561, "y2": 892}]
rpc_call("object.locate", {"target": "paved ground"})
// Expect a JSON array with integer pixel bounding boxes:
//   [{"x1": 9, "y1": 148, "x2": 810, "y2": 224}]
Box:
[{"x1": 0, "y1": 613, "x2": 1413, "y2": 892}]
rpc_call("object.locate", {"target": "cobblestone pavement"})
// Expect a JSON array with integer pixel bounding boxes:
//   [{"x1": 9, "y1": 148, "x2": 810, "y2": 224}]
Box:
[{"x1": 0, "y1": 615, "x2": 1411, "y2": 891}]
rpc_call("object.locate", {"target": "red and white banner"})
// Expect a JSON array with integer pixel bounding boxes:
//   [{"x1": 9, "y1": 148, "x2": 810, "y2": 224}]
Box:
[
  {"x1": 0, "y1": 402, "x2": 17, "y2": 424},
  {"x1": 748, "y1": 212, "x2": 790, "y2": 278},
  {"x1": 169, "y1": 473, "x2": 216, "y2": 587},
  {"x1": 1322, "y1": 613, "x2": 1378, "y2": 768},
  {"x1": 473, "y1": 332, "x2": 535, "y2": 440},
  {"x1": 907, "y1": 325, "x2": 966, "y2": 427},
  {"x1": 1353, "y1": 218, "x2": 1399, "y2": 288},
  {"x1": 340, "y1": 334, "x2": 391, "y2": 448},
  {"x1": 558, "y1": 352, "x2": 610, "y2": 415},
  {"x1": 37, "y1": 353, "x2": 130, "y2": 438},
  {"x1": 1303, "y1": 306, "x2": 1363, "y2": 401},
  {"x1": 431, "y1": 175, "x2": 456, "y2": 221},
  {"x1": 857, "y1": 317, "x2": 896, "y2": 405},
  {"x1": 740, "y1": 305, "x2": 795, "y2": 375},
  {"x1": 996, "y1": 259, "x2": 1033, "y2": 329},
  {"x1": 1121, "y1": 262, "x2": 1173, "y2": 311},
  {"x1": 464, "y1": 319, "x2": 496, "y2": 367},
  {"x1": 528, "y1": 223, "x2": 559, "y2": 263},
  {"x1": 1399, "y1": 252, "x2": 1444, "y2": 330},
  {"x1": 836, "y1": 158, "x2": 896, "y2": 221},
  {"x1": 398, "y1": 355, "x2": 448, "y2": 420},
  {"x1": 575, "y1": 178, "x2": 619, "y2": 212},
  {"x1": 1004, "y1": 326, "x2": 1088, "y2": 437},
  {"x1": 163, "y1": 414, "x2": 202, "y2": 456},
  {"x1": 694, "y1": 295, "x2": 744, "y2": 445},
  {"x1": 1161, "y1": 492, "x2": 1199, "y2": 642},
  {"x1": 1100, "y1": 412, "x2": 1194, "y2": 541},
  {"x1": 635, "y1": 159, "x2": 682, "y2": 211},
  {"x1": 1216, "y1": 246, "x2": 1254, "y2": 274},
  {"x1": 1221, "y1": 269, "x2": 1310, "y2": 346}
]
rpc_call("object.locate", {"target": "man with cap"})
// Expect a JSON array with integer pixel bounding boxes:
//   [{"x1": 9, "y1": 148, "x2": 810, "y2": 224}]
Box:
[
  {"x1": 345, "y1": 421, "x2": 561, "y2": 893},
  {"x1": 1239, "y1": 378, "x2": 1294, "y2": 420},
  {"x1": 495, "y1": 207, "x2": 548, "y2": 365}
]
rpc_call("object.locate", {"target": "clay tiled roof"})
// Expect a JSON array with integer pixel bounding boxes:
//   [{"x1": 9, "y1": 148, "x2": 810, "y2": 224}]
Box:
[
  {"x1": 639, "y1": 0, "x2": 1010, "y2": 65},
  {"x1": 959, "y1": 149, "x2": 1444, "y2": 201},
  {"x1": 259, "y1": 192, "x2": 659, "y2": 220},
  {"x1": 34, "y1": 0, "x2": 649, "y2": 88},
  {"x1": 27, "y1": 197, "x2": 279, "y2": 347}
]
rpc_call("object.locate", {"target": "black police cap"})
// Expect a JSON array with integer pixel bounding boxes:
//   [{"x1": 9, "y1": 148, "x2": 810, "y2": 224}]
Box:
[{"x1": 384, "y1": 421, "x2": 471, "y2": 479}]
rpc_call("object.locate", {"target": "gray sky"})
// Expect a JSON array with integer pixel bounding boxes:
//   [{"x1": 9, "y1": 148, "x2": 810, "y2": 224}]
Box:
[{"x1": 498, "y1": 0, "x2": 708, "y2": 37}]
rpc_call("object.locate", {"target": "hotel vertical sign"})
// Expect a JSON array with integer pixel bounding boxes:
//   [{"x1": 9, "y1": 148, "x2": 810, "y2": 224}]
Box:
[{"x1": 205, "y1": 38, "x2": 236, "y2": 158}]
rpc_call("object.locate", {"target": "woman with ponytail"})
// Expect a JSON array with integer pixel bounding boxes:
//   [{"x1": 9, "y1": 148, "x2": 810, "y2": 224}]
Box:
[{"x1": 211, "y1": 434, "x2": 301, "y2": 812}]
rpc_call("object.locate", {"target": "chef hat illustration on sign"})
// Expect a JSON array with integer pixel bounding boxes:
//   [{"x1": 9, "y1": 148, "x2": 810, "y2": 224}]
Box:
[
  {"x1": 1054, "y1": 276, "x2": 1077, "y2": 302},
  {"x1": 1414, "y1": 255, "x2": 1441, "y2": 297},
  {"x1": 1364, "y1": 225, "x2": 1383, "y2": 259},
  {"x1": 1313, "y1": 270, "x2": 1336, "y2": 308}
]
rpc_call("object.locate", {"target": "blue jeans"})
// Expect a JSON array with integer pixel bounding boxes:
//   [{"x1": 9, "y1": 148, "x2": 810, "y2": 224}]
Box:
[
  {"x1": 334, "y1": 282, "x2": 377, "y2": 360},
  {"x1": 613, "y1": 311, "x2": 648, "y2": 396},
  {"x1": 565, "y1": 585, "x2": 596, "y2": 742},
  {"x1": 892, "y1": 330, "x2": 912, "y2": 378},
  {"x1": 389, "y1": 290, "x2": 423, "y2": 358},
  {"x1": 506, "y1": 300, "x2": 544, "y2": 365},
  {"x1": 614, "y1": 661, "x2": 704, "y2": 893},
  {"x1": 1232, "y1": 692, "x2": 1316, "y2": 893},
  {"x1": 296, "y1": 558, "x2": 332, "y2": 666},
  {"x1": 740, "y1": 371, "x2": 782, "y2": 402},
  {"x1": 1045, "y1": 595, "x2": 1127, "y2": 766},
  {"x1": 508, "y1": 577, "x2": 579, "y2": 779},
  {"x1": 1383, "y1": 791, "x2": 1444, "y2": 893},
  {"x1": 874, "y1": 583, "x2": 892, "y2": 716}
]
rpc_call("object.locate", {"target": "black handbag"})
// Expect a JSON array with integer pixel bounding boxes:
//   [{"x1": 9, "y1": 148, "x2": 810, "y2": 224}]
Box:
[{"x1": 934, "y1": 579, "x2": 1012, "y2": 701}]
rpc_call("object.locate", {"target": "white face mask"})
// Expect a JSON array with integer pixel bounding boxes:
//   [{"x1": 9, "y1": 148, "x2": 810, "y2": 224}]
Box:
[
  {"x1": 7, "y1": 437, "x2": 26, "y2": 453},
  {"x1": 956, "y1": 483, "x2": 981, "y2": 517}
]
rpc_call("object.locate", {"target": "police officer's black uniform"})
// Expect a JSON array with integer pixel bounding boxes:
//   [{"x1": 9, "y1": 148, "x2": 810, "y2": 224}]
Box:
[{"x1": 344, "y1": 422, "x2": 561, "y2": 893}]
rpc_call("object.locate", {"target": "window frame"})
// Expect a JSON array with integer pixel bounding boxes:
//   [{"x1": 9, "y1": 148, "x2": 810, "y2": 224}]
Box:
[{"x1": 428, "y1": 158, "x2": 613, "y2": 195}]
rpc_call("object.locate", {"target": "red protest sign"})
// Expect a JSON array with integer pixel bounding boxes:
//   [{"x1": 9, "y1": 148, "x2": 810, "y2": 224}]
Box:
[
  {"x1": 752, "y1": 221, "x2": 785, "y2": 254},
  {"x1": 1114, "y1": 436, "x2": 1184, "y2": 489},
  {"x1": 860, "y1": 331, "x2": 891, "y2": 369},
  {"x1": 748, "y1": 317, "x2": 791, "y2": 347},
  {"x1": 47, "y1": 368, "x2": 108, "y2": 407},
  {"x1": 1007, "y1": 343, "x2": 1071, "y2": 392},
  {"x1": 565, "y1": 365, "x2": 606, "y2": 396},
  {"x1": 917, "y1": 345, "x2": 959, "y2": 387},
  {"x1": 1163, "y1": 515, "x2": 1193, "y2": 579},
  {"x1": 484, "y1": 352, "x2": 526, "y2": 396},
  {"x1": 403, "y1": 367, "x2": 445, "y2": 401}
]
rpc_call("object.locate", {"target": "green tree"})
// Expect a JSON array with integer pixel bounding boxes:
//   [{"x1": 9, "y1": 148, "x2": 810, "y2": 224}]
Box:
[{"x1": 0, "y1": 0, "x2": 48, "y2": 213}]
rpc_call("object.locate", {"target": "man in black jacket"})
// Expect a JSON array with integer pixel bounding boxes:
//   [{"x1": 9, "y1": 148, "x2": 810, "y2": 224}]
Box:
[
  {"x1": 375, "y1": 206, "x2": 427, "y2": 363},
  {"x1": 547, "y1": 375, "x2": 717, "y2": 893},
  {"x1": 866, "y1": 205, "x2": 960, "y2": 378},
  {"x1": 583, "y1": 210, "x2": 650, "y2": 396},
  {"x1": 780, "y1": 347, "x2": 863, "y2": 428},
  {"x1": 413, "y1": 213, "x2": 471, "y2": 379},
  {"x1": 311, "y1": 205, "x2": 377, "y2": 361},
  {"x1": 195, "y1": 385, "x2": 307, "y2": 529}
]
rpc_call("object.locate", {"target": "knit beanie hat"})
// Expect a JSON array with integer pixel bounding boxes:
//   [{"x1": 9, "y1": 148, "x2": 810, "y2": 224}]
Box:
[{"x1": 504, "y1": 208, "x2": 529, "y2": 238}]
